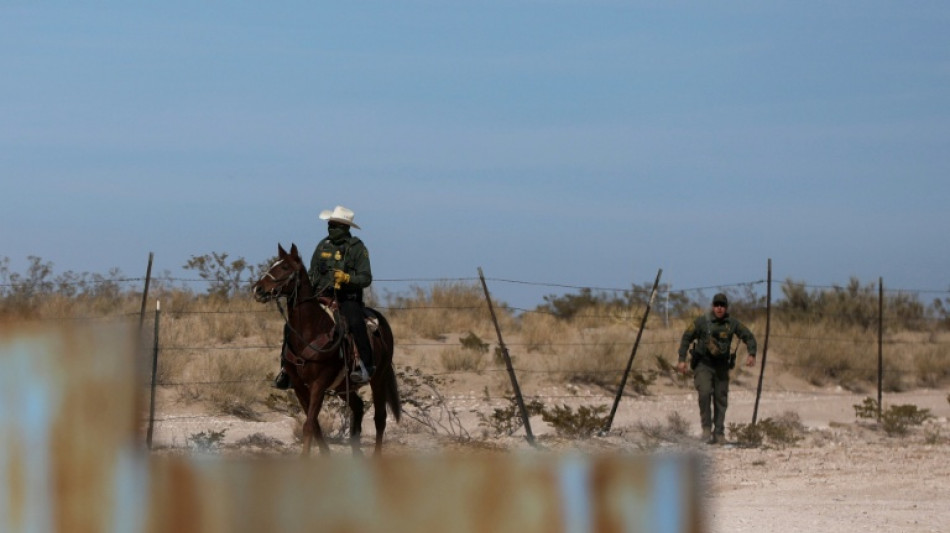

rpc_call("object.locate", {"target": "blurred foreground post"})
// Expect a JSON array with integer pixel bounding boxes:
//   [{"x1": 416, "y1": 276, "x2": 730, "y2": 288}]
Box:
[{"x1": 1, "y1": 323, "x2": 707, "y2": 533}]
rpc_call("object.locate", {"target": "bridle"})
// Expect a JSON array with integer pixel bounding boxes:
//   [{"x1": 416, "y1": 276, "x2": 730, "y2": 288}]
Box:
[{"x1": 259, "y1": 259, "x2": 344, "y2": 360}]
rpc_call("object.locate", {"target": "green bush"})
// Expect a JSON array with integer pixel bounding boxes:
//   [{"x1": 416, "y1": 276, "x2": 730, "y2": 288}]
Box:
[
  {"x1": 728, "y1": 411, "x2": 804, "y2": 448},
  {"x1": 540, "y1": 403, "x2": 609, "y2": 439},
  {"x1": 853, "y1": 397, "x2": 934, "y2": 436}
]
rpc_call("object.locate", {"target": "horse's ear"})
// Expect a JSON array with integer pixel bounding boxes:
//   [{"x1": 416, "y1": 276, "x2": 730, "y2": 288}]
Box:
[
  {"x1": 290, "y1": 243, "x2": 299, "y2": 257},
  {"x1": 278, "y1": 243, "x2": 287, "y2": 256}
]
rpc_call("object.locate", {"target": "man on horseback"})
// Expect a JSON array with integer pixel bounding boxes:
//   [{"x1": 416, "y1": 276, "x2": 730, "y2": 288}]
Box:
[{"x1": 274, "y1": 205, "x2": 375, "y2": 388}]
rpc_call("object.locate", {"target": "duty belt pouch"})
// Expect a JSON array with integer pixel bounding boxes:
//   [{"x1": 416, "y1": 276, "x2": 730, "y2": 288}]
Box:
[
  {"x1": 689, "y1": 348, "x2": 701, "y2": 370},
  {"x1": 705, "y1": 337, "x2": 722, "y2": 357},
  {"x1": 705, "y1": 337, "x2": 731, "y2": 368}
]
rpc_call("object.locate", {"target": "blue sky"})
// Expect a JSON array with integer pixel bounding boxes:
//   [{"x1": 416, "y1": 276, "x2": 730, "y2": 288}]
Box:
[{"x1": 2, "y1": 2, "x2": 948, "y2": 308}]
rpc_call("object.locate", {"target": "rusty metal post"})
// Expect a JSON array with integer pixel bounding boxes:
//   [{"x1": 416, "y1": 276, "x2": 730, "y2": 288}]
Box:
[
  {"x1": 877, "y1": 277, "x2": 883, "y2": 421},
  {"x1": 752, "y1": 258, "x2": 772, "y2": 425},
  {"x1": 604, "y1": 268, "x2": 662, "y2": 433},
  {"x1": 477, "y1": 267, "x2": 535, "y2": 445},
  {"x1": 146, "y1": 300, "x2": 161, "y2": 449}
]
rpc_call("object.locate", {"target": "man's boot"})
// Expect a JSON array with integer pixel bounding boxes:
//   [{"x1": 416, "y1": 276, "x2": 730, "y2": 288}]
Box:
[
  {"x1": 273, "y1": 369, "x2": 290, "y2": 390},
  {"x1": 349, "y1": 355, "x2": 374, "y2": 384},
  {"x1": 702, "y1": 427, "x2": 712, "y2": 443}
]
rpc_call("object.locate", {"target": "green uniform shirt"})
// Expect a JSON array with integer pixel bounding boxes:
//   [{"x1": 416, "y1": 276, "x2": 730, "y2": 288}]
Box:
[
  {"x1": 678, "y1": 312, "x2": 756, "y2": 364},
  {"x1": 307, "y1": 234, "x2": 372, "y2": 297}
]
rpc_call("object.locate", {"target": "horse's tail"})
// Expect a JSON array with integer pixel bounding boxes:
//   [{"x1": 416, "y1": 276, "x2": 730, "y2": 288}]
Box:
[
  {"x1": 372, "y1": 309, "x2": 402, "y2": 422},
  {"x1": 382, "y1": 359, "x2": 402, "y2": 422}
]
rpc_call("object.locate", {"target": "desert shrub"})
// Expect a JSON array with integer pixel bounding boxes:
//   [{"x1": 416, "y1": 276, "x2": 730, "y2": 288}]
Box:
[
  {"x1": 191, "y1": 348, "x2": 270, "y2": 418},
  {"x1": 439, "y1": 331, "x2": 490, "y2": 372},
  {"x1": 183, "y1": 252, "x2": 265, "y2": 300},
  {"x1": 778, "y1": 277, "x2": 928, "y2": 330},
  {"x1": 560, "y1": 328, "x2": 630, "y2": 386},
  {"x1": 729, "y1": 411, "x2": 804, "y2": 448},
  {"x1": 265, "y1": 391, "x2": 302, "y2": 417},
  {"x1": 774, "y1": 322, "x2": 893, "y2": 390},
  {"x1": 386, "y1": 282, "x2": 501, "y2": 340},
  {"x1": 538, "y1": 288, "x2": 621, "y2": 321},
  {"x1": 440, "y1": 346, "x2": 487, "y2": 372},
  {"x1": 853, "y1": 397, "x2": 934, "y2": 436},
  {"x1": 518, "y1": 311, "x2": 564, "y2": 353},
  {"x1": 635, "y1": 411, "x2": 692, "y2": 447},
  {"x1": 541, "y1": 403, "x2": 610, "y2": 438},
  {"x1": 913, "y1": 347, "x2": 950, "y2": 388},
  {"x1": 881, "y1": 404, "x2": 933, "y2": 436},
  {"x1": 188, "y1": 429, "x2": 227, "y2": 452},
  {"x1": 476, "y1": 396, "x2": 545, "y2": 437},
  {"x1": 234, "y1": 432, "x2": 284, "y2": 451},
  {"x1": 397, "y1": 366, "x2": 469, "y2": 440}
]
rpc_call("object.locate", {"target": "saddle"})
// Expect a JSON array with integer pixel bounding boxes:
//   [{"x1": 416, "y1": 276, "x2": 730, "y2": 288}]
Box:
[{"x1": 289, "y1": 297, "x2": 379, "y2": 369}]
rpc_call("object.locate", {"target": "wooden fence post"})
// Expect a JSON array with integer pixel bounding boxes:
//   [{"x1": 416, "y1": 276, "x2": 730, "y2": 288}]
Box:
[{"x1": 477, "y1": 267, "x2": 535, "y2": 446}]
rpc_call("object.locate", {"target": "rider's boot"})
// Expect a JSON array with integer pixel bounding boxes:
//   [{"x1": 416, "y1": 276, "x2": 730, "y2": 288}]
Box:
[
  {"x1": 273, "y1": 368, "x2": 290, "y2": 390},
  {"x1": 349, "y1": 352, "x2": 375, "y2": 384}
]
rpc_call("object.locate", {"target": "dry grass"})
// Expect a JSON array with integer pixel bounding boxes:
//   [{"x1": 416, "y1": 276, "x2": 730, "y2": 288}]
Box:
[
  {"x1": 386, "y1": 281, "x2": 510, "y2": 340},
  {"x1": 439, "y1": 345, "x2": 489, "y2": 373},
  {"x1": 6, "y1": 284, "x2": 950, "y2": 420}
]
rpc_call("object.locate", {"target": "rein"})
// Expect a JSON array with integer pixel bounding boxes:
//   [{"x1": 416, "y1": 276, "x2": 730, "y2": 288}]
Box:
[{"x1": 271, "y1": 269, "x2": 345, "y2": 365}]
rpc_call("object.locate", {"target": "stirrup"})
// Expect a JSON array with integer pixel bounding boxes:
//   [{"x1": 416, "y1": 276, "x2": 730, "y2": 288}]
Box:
[{"x1": 349, "y1": 362, "x2": 371, "y2": 384}]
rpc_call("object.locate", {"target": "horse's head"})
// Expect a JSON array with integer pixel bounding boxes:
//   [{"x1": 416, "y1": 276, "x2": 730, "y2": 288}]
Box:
[{"x1": 252, "y1": 243, "x2": 306, "y2": 303}]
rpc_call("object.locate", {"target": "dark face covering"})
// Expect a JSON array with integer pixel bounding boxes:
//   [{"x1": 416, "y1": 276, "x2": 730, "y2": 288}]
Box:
[{"x1": 328, "y1": 222, "x2": 350, "y2": 243}]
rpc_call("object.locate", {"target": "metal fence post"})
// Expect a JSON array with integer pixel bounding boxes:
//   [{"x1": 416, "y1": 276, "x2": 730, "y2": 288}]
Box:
[
  {"x1": 603, "y1": 268, "x2": 662, "y2": 433},
  {"x1": 146, "y1": 300, "x2": 161, "y2": 450},
  {"x1": 752, "y1": 258, "x2": 772, "y2": 425},
  {"x1": 477, "y1": 267, "x2": 535, "y2": 446},
  {"x1": 877, "y1": 277, "x2": 884, "y2": 421}
]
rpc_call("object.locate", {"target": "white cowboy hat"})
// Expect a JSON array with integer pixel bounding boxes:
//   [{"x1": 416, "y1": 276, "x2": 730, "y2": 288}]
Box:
[{"x1": 319, "y1": 205, "x2": 361, "y2": 229}]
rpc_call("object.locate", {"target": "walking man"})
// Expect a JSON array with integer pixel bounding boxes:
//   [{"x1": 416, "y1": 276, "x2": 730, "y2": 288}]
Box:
[{"x1": 677, "y1": 293, "x2": 757, "y2": 444}]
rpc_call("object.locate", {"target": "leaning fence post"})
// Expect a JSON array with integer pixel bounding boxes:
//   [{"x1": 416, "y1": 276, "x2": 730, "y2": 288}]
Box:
[
  {"x1": 877, "y1": 277, "x2": 884, "y2": 421},
  {"x1": 477, "y1": 267, "x2": 535, "y2": 446},
  {"x1": 146, "y1": 299, "x2": 161, "y2": 450},
  {"x1": 137, "y1": 252, "x2": 154, "y2": 333},
  {"x1": 603, "y1": 268, "x2": 662, "y2": 433},
  {"x1": 752, "y1": 258, "x2": 772, "y2": 425}
]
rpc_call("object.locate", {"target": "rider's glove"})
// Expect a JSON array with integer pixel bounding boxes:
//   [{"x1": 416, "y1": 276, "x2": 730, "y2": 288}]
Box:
[{"x1": 333, "y1": 270, "x2": 350, "y2": 288}]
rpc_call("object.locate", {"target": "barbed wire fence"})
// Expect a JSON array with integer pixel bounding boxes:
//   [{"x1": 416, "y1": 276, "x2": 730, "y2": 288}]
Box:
[{"x1": 2, "y1": 261, "x2": 950, "y2": 444}]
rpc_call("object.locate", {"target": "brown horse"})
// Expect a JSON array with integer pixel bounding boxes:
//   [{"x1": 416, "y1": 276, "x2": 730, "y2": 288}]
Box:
[{"x1": 252, "y1": 243, "x2": 401, "y2": 456}]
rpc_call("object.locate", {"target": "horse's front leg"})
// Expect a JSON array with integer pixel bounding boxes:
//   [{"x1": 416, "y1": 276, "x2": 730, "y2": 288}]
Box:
[
  {"x1": 347, "y1": 390, "x2": 365, "y2": 456},
  {"x1": 287, "y1": 373, "x2": 314, "y2": 454},
  {"x1": 304, "y1": 381, "x2": 331, "y2": 456}
]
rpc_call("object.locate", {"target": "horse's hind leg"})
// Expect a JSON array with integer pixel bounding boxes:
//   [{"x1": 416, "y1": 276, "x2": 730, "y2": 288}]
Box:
[
  {"x1": 347, "y1": 391, "x2": 365, "y2": 456},
  {"x1": 371, "y1": 383, "x2": 388, "y2": 454}
]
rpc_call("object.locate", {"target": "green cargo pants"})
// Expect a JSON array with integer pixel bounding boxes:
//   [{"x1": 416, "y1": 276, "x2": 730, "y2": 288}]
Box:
[{"x1": 693, "y1": 362, "x2": 730, "y2": 437}]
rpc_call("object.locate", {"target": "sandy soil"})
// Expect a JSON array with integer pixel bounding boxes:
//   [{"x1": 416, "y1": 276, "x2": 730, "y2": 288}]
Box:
[{"x1": 150, "y1": 373, "x2": 950, "y2": 533}]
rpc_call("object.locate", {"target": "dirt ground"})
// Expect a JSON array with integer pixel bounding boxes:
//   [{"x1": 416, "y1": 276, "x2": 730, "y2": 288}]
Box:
[
  {"x1": 151, "y1": 388, "x2": 950, "y2": 532},
  {"x1": 147, "y1": 328, "x2": 950, "y2": 533}
]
